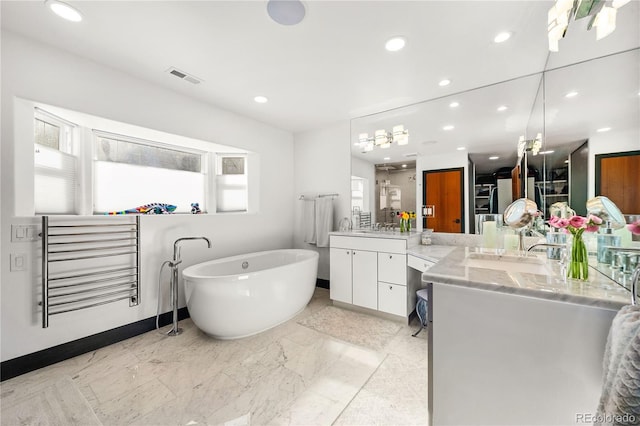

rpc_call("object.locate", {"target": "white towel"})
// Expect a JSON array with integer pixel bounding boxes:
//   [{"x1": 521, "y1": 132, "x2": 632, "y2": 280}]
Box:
[
  {"x1": 315, "y1": 197, "x2": 333, "y2": 248},
  {"x1": 303, "y1": 199, "x2": 316, "y2": 244},
  {"x1": 595, "y1": 304, "x2": 640, "y2": 425}
]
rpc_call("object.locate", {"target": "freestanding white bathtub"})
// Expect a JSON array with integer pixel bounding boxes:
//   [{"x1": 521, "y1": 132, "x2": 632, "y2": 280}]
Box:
[{"x1": 182, "y1": 249, "x2": 319, "y2": 339}]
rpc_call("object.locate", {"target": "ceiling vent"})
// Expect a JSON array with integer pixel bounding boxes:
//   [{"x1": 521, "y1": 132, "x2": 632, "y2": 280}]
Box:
[
  {"x1": 403, "y1": 152, "x2": 418, "y2": 158},
  {"x1": 166, "y1": 67, "x2": 202, "y2": 85}
]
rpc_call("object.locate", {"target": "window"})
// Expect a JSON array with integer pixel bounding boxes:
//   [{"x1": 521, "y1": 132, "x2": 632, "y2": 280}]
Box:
[
  {"x1": 28, "y1": 105, "x2": 254, "y2": 216},
  {"x1": 34, "y1": 111, "x2": 77, "y2": 214},
  {"x1": 216, "y1": 155, "x2": 248, "y2": 213},
  {"x1": 92, "y1": 132, "x2": 206, "y2": 214}
]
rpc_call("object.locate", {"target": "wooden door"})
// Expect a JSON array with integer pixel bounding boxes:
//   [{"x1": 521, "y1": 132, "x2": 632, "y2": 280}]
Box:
[
  {"x1": 596, "y1": 151, "x2": 640, "y2": 214},
  {"x1": 423, "y1": 168, "x2": 464, "y2": 233}
]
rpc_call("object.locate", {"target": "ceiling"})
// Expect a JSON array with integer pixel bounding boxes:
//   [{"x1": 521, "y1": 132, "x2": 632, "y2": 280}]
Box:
[
  {"x1": 2, "y1": 1, "x2": 638, "y2": 141},
  {"x1": 2, "y1": 0, "x2": 634, "y2": 135}
]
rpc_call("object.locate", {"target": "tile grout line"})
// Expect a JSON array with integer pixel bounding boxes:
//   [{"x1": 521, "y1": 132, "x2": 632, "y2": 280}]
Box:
[{"x1": 330, "y1": 352, "x2": 390, "y2": 426}]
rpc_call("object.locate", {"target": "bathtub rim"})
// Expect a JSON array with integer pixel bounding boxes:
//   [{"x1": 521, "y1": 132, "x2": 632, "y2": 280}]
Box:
[{"x1": 182, "y1": 248, "x2": 319, "y2": 281}]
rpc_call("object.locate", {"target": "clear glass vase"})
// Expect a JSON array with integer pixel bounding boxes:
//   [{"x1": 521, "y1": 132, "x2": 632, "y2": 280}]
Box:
[
  {"x1": 568, "y1": 230, "x2": 589, "y2": 280},
  {"x1": 400, "y1": 219, "x2": 407, "y2": 232}
]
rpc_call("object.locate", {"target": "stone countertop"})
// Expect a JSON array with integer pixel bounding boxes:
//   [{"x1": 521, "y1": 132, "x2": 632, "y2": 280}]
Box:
[
  {"x1": 329, "y1": 230, "x2": 420, "y2": 241},
  {"x1": 422, "y1": 246, "x2": 632, "y2": 310},
  {"x1": 407, "y1": 245, "x2": 456, "y2": 263}
]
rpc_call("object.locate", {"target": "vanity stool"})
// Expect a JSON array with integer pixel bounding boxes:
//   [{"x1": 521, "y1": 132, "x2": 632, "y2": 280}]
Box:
[{"x1": 412, "y1": 289, "x2": 429, "y2": 337}]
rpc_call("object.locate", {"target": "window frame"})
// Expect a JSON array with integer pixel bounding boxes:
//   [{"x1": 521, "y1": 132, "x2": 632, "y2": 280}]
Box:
[
  {"x1": 33, "y1": 108, "x2": 79, "y2": 215},
  {"x1": 91, "y1": 129, "x2": 210, "y2": 214}
]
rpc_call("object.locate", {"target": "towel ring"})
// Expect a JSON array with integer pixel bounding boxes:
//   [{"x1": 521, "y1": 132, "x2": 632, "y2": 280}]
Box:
[{"x1": 631, "y1": 266, "x2": 640, "y2": 306}]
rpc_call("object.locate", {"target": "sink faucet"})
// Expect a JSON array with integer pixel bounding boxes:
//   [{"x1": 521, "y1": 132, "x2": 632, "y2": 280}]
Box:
[
  {"x1": 526, "y1": 242, "x2": 566, "y2": 252},
  {"x1": 527, "y1": 243, "x2": 568, "y2": 278}
]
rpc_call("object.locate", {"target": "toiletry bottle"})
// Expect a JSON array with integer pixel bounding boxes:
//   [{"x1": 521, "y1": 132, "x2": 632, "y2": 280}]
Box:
[{"x1": 597, "y1": 221, "x2": 621, "y2": 264}]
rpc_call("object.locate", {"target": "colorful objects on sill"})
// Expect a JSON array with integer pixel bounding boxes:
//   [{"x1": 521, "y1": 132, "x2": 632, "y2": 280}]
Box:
[
  {"x1": 105, "y1": 203, "x2": 177, "y2": 215},
  {"x1": 191, "y1": 203, "x2": 202, "y2": 214}
]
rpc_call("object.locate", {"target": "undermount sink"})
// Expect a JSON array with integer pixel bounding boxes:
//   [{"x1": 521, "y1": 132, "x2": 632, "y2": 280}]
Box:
[{"x1": 463, "y1": 252, "x2": 555, "y2": 275}]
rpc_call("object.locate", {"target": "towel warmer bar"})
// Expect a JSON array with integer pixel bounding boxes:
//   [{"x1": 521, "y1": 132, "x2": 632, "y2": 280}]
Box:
[{"x1": 40, "y1": 216, "x2": 141, "y2": 328}]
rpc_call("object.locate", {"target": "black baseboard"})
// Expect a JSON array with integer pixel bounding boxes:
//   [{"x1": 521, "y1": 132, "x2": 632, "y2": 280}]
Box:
[
  {"x1": 1, "y1": 308, "x2": 190, "y2": 382},
  {"x1": 315, "y1": 278, "x2": 329, "y2": 289}
]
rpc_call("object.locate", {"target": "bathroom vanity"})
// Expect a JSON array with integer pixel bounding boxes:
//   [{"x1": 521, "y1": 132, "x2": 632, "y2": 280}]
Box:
[
  {"x1": 423, "y1": 247, "x2": 633, "y2": 426},
  {"x1": 328, "y1": 231, "x2": 422, "y2": 321}
]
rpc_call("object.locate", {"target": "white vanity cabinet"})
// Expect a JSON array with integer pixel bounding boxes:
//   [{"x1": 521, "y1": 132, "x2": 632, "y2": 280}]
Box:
[
  {"x1": 329, "y1": 235, "x2": 419, "y2": 321},
  {"x1": 330, "y1": 247, "x2": 378, "y2": 308}
]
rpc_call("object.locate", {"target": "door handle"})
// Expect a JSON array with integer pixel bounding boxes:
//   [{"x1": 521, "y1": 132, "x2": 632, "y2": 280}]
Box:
[{"x1": 454, "y1": 219, "x2": 461, "y2": 224}]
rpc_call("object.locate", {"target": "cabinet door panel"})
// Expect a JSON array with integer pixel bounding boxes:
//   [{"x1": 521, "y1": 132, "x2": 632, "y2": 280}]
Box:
[
  {"x1": 330, "y1": 248, "x2": 352, "y2": 304},
  {"x1": 378, "y1": 253, "x2": 407, "y2": 285},
  {"x1": 352, "y1": 250, "x2": 378, "y2": 310},
  {"x1": 378, "y1": 282, "x2": 407, "y2": 316}
]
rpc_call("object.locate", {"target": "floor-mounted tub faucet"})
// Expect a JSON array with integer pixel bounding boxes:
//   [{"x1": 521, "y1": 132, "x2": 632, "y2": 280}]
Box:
[{"x1": 166, "y1": 237, "x2": 212, "y2": 336}]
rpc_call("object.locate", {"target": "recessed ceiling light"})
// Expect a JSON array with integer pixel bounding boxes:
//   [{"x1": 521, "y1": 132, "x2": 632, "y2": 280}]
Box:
[
  {"x1": 597, "y1": 127, "x2": 611, "y2": 133},
  {"x1": 402, "y1": 164, "x2": 407, "y2": 168},
  {"x1": 442, "y1": 125, "x2": 455, "y2": 131},
  {"x1": 489, "y1": 156, "x2": 500, "y2": 160},
  {"x1": 383, "y1": 157, "x2": 391, "y2": 160},
  {"x1": 254, "y1": 95, "x2": 268, "y2": 103},
  {"x1": 456, "y1": 147, "x2": 466, "y2": 151},
  {"x1": 497, "y1": 105, "x2": 508, "y2": 112},
  {"x1": 564, "y1": 159, "x2": 570, "y2": 163},
  {"x1": 45, "y1": 0, "x2": 82, "y2": 22},
  {"x1": 267, "y1": 0, "x2": 306, "y2": 26},
  {"x1": 565, "y1": 91, "x2": 579, "y2": 98},
  {"x1": 385, "y1": 36, "x2": 406, "y2": 52},
  {"x1": 493, "y1": 31, "x2": 512, "y2": 43},
  {"x1": 449, "y1": 101, "x2": 460, "y2": 108},
  {"x1": 439, "y1": 79, "x2": 451, "y2": 87},
  {"x1": 539, "y1": 150, "x2": 555, "y2": 155}
]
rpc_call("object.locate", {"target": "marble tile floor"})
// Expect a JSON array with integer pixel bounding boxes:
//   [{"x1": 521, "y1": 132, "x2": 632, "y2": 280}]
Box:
[{"x1": 1, "y1": 288, "x2": 428, "y2": 426}]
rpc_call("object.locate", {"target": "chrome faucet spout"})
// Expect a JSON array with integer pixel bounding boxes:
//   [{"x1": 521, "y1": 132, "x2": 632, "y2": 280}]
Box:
[
  {"x1": 173, "y1": 237, "x2": 212, "y2": 262},
  {"x1": 526, "y1": 243, "x2": 566, "y2": 252},
  {"x1": 527, "y1": 242, "x2": 569, "y2": 279}
]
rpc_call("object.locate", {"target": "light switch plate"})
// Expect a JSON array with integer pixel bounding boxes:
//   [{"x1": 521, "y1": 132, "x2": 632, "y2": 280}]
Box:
[{"x1": 11, "y1": 225, "x2": 39, "y2": 242}]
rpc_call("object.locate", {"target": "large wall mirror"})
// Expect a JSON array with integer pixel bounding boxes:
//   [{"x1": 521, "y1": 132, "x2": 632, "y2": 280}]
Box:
[{"x1": 350, "y1": 25, "x2": 639, "y2": 237}]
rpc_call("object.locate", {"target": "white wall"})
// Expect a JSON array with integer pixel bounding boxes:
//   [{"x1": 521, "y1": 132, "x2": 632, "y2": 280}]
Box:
[
  {"x1": 1, "y1": 31, "x2": 295, "y2": 361},
  {"x1": 293, "y1": 122, "x2": 351, "y2": 280},
  {"x1": 587, "y1": 127, "x2": 640, "y2": 200},
  {"x1": 416, "y1": 151, "x2": 471, "y2": 233},
  {"x1": 351, "y1": 155, "x2": 376, "y2": 223}
]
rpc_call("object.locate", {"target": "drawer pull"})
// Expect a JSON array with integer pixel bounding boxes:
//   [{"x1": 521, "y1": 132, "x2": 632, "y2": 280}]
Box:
[
  {"x1": 389, "y1": 255, "x2": 393, "y2": 259},
  {"x1": 389, "y1": 285, "x2": 393, "y2": 290}
]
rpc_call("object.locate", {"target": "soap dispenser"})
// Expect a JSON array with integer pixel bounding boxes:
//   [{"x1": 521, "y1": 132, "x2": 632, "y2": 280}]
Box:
[{"x1": 597, "y1": 221, "x2": 621, "y2": 264}]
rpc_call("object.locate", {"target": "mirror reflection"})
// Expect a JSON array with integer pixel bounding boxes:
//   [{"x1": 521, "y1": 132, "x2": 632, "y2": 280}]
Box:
[{"x1": 350, "y1": 48, "x2": 639, "y2": 239}]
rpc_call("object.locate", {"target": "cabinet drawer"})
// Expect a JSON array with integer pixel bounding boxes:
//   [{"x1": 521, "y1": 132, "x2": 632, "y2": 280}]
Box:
[
  {"x1": 407, "y1": 254, "x2": 436, "y2": 273},
  {"x1": 378, "y1": 252, "x2": 407, "y2": 285},
  {"x1": 330, "y1": 236, "x2": 406, "y2": 254},
  {"x1": 378, "y1": 282, "x2": 407, "y2": 316}
]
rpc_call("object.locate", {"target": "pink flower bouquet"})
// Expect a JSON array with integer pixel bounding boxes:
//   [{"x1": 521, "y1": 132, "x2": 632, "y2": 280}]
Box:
[{"x1": 548, "y1": 214, "x2": 603, "y2": 280}]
